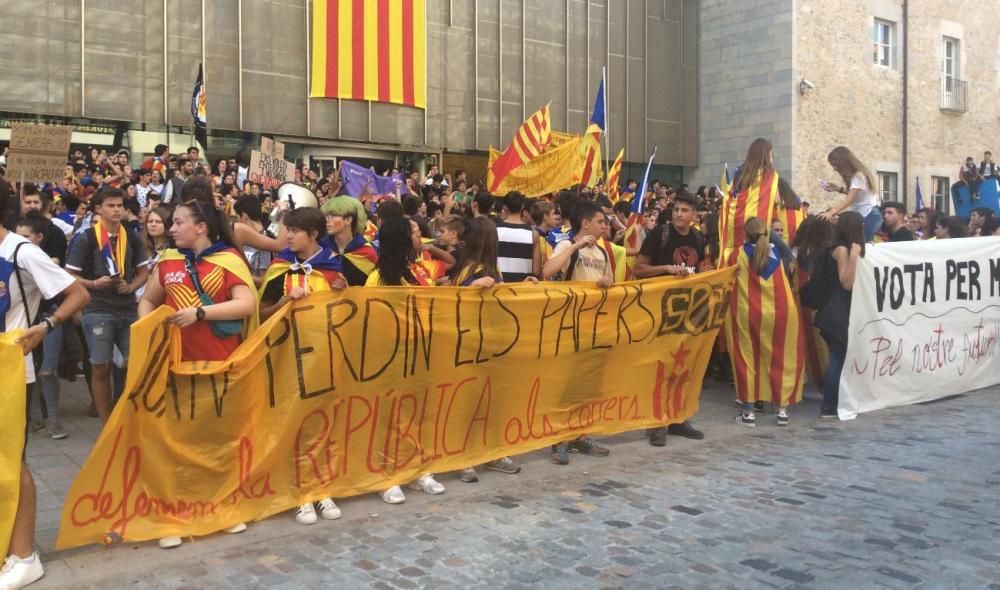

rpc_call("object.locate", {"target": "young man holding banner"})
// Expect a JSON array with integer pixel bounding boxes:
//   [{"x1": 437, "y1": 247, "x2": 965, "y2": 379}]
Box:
[
  {"x1": 633, "y1": 191, "x2": 707, "y2": 445},
  {"x1": 0, "y1": 179, "x2": 90, "y2": 590},
  {"x1": 542, "y1": 201, "x2": 614, "y2": 465}
]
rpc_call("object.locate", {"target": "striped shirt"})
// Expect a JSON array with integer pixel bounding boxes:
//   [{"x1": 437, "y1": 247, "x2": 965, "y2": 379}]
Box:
[{"x1": 495, "y1": 220, "x2": 535, "y2": 283}]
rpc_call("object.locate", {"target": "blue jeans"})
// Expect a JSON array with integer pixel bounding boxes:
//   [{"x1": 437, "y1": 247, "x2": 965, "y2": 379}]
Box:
[
  {"x1": 820, "y1": 329, "x2": 847, "y2": 411},
  {"x1": 862, "y1": 209, "x2": 882, "y2": 242},
  {"x1": 82, "y1": 310, "x2": 136, "y2": 365}
]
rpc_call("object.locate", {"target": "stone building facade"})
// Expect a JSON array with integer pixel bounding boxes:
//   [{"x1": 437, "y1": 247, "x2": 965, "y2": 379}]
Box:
[{"x1": 689, "y1": 0, "x2": 1000, "y2": 214}]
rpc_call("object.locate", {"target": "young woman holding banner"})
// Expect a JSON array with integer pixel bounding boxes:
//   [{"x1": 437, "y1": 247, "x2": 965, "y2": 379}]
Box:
[
  {"x1": 138, "y1": 201, "x2": 258, "y2": 547},
  {"x1": 258, "y1": 208, "x2": 348, "y2": 525},
  {"x1": 727, "y1": 217, "x2": 804, "y2": 427},
  {"x1": 447, "y1": 217, "x2": 523, "y2": 482},
  {"x1": 366, "y1": 217, "x2": 447, "y2": 503}
]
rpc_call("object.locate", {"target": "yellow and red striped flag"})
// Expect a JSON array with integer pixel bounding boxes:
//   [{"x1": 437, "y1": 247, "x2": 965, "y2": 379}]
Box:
[
  {"x1": 310, "y1": 0, "x2": 427, "y2": 109},
  {"x1": 578, "y1": 124, "x2": 604, "y2": 189},
  {"x1": 607, "y1": 148, "x2": 625, "y2": 202},
  {"x1": 720, "y1": 168, "x2": 779, "y2": 267},
  {"x1": 488, "y1": 104, "x2": 552, "y2": 192},
  {"x1": 724, "y1": 241, "x2": 805, "y2": 409}
]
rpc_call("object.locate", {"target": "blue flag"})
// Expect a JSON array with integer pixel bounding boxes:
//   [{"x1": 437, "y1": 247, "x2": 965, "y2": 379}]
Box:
[
  {"x1": 914, "y1": 176, "x2": 924, "y2": 210},
  {"x1": 590, "y1": 71, "x2": 606, "y2": 132},
  {"x1": 339, "y1": 160, "x2": 409, "y2": 199},
  {"x1": 632, "y1": 146, "x2": 658, "y2": 215}
]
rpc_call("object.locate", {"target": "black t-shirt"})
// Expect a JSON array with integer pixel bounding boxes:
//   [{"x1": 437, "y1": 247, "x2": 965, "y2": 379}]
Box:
[
  {"x1": 638, "y1": 223, "x2": 704, "y2": 270},
  {"x1": 888, "y1": 226, "x2": 914, "y2": 242}
]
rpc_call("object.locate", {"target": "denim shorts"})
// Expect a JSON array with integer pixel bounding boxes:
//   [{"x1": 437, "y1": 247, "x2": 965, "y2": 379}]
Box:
[{"x1": 82, "y1": 310, "x2": 137, "y2": 365}]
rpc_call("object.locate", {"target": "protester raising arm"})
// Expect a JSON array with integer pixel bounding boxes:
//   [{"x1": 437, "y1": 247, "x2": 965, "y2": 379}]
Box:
[{"x1": 542, "y1": 234, "x2": 596, "y2": 280}]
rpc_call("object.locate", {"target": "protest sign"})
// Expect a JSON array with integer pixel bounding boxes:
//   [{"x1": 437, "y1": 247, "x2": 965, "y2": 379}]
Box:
[
  {"x1": 57, "y1": 269, "x2": 735, "y2": 548},
  {"x1": 5, "y1": 123, "x2": 73, "y2": 183},
  {"x1": 0, "y1": 331, "x2": 27, "y2": 560},
  {"x1": 339, "y1": 160, "x2": 408, "y2": 198},
  {"x1": 248, "y1": 149, "x2": 296, "y2": 189},
  {"x1": 839, "y1": 237, "x2": 1000, "y2": 419}
]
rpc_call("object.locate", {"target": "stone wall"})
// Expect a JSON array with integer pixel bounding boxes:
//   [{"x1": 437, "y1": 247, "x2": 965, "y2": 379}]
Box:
[
  {"x1": 792, "y1": 0, "x2": 904, "y2": 211},
  {"x1": 904, "y1": 2, "x2": 1000, "y2": 215},
  {"x1": 685, "y1": 0, "x2": 795, "y2": 190},
  {"x1": 793, "y1": 0, "x2": 1000, "y2": 213}
]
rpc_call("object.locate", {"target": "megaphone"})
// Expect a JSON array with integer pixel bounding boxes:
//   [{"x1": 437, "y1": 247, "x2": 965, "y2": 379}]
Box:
[{"x1": 276, "y1": 182, "x2": 318, "y2": 210}]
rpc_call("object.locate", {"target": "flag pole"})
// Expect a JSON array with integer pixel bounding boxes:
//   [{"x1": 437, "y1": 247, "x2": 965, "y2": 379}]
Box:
[{"x1": 601, "y1": 65, "x2": 609, "y2": 181}]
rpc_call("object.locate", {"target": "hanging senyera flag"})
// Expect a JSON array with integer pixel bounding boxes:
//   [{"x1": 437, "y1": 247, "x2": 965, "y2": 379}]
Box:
[{"x1": 310, "y1": 0, "x2": 427, "y2": 109}]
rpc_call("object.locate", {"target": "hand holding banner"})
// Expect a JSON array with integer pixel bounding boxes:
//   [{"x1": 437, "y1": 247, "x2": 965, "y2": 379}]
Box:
[
  {"x1": 58, "y1": 271, "x2": 735, "y2": 548},
  {"x1": 0, "y1": 331, "x2": 27, "y2": 561}
]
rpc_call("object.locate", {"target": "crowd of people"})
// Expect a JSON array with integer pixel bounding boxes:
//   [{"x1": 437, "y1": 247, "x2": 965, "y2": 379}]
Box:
[{"x1": 0, "y1": 136, "x2": 998, "y2": 589}]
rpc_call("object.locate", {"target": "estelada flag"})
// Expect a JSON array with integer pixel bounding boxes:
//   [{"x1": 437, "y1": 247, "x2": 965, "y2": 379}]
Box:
[
  {"x1": 720, "y1": 168, "x2": 779, "y2": 267},
  {"x1": 578, "y1": 124, "x2": 603, "y2": 189},
  {"x1": 607, "y1": 148, "x2": 625, "y2": 202},
  {"x1": 310, "y1": 0, "x2": 426, "y2": 109},
  {"x1": 488, "y1": 104, "x2": 552, "y2": 192},
  {"x1": 191, "y1": 63, "x2": 207, "y2": 150}
]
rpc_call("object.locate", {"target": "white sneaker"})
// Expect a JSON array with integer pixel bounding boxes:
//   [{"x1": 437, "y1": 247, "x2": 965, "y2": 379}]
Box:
[
  {"x1": 0, "y1": 553, "x2": 44, "y2": 590},
  {"x1": 295, "y1": 503, "x2": 317, "y2": 525},
  {"x1": 409, "y1": 473, "x2": 445, "y2": 495},
  {"x1": 158, "y1": 536, "x2": 182, "y2": 549},
  {"x1": 317, "y1": 498, "x2": 342, "y2": 520},
  {"x1": 224, "y1": 523, "x2": 247, "y2": 534},
  {"x1": 380, "y1": 485, "x2": 406, "y2": 504}
]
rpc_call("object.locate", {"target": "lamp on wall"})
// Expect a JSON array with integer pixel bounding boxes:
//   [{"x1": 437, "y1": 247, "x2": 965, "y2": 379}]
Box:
[{"x1": 799, "y1": 79, "x2": 817, "y2": 96}]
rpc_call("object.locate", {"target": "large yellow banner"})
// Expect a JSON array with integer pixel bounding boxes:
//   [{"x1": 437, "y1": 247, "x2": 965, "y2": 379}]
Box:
[
  {"x1": 57, "y1": 270, "x2": 735, "y2": 549},
  {"x1": 487, "y1": 131, "x2": 584, "y2": 197},
  {"x1": 1, "y1": 331, "x2": 26, "y2": 560}
]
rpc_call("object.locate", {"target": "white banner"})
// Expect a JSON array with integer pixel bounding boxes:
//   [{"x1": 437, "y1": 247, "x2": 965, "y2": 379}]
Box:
[{"x1": 839, "y1": 237, "x2": 1000, "y2": 419}]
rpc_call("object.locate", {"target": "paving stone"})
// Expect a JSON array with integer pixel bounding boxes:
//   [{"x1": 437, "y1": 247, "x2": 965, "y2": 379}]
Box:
[{"x1": 27, "y1": 382, "x2": 1000, "y2": 590}]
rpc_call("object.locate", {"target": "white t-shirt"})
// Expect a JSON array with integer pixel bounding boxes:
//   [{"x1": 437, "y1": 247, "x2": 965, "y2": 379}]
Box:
[
  {"x1": 0, "y1": 233, "x2": 76, "y2": 383},
  {"x1": 848, "y1": 172, "x2": 878, "y2": 216},
  {"x1": 135, "y1": 183, "x2": 153, "y2": 208},
  {"x1": 553, "y1": 239, "x2": 610, "y2": 282}
]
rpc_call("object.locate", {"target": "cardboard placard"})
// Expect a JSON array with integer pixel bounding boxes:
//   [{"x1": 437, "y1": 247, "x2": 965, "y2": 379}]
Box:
[
  {"x1": 248, "y1": 150, "x2": 296, "y2": 189},
  {"x1": 5, "y1": 123, "x2": 73, "y2": 183}
]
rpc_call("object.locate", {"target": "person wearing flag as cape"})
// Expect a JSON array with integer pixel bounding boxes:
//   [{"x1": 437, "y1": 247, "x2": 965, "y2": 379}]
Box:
[
  {"x1": 258, "y1": 207, "x2": 347, "y2": 524},
  {"x1": 65, "y1": 188, "x2": 149, "y2": 424},
  {"x1": 727, "y1": 217, "x2": 804, "y2": 427},
  {"x1": 138, "y1": 200, "x2": 258, "y2": 549},
  {"x1": 319, "y1": 196, "x2": 379, "y2": 286}
]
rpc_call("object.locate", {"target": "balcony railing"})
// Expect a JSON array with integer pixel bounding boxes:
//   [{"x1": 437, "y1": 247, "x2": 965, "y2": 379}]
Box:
[{"x1": 941, "y1": 78, "x2": 968, "y2": 113}]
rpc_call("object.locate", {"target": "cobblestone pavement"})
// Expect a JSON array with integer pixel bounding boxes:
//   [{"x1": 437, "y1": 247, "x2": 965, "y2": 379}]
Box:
[{"x1": 24, "y1": 380, "x2": 1000, "y2": 589}]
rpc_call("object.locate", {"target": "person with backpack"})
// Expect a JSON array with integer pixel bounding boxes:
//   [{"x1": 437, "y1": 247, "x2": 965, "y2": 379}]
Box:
[
  {"x1": 633, "y1": 190, "x2": 707, "y2": 445},
  {"x1": 541, "y1": 201, "x2": 613, "y2": 465},
  {"x1": 65, "y1": 188, "x2": 149, "y2": 424},
  {"x1": 0, "y1": 179, "x2": 90, "y2": 590}
]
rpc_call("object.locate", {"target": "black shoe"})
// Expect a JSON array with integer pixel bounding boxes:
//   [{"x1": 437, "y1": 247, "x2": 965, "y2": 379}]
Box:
[
  {"x1": 648, "y1": 427, "x2": 667, "y2": 447},
  {"x1": 753, "y1": 401, "x2": 765, "y2": 413},
  {"x1": 819, "y1": 408, "x2": 839, "y2": 419},
  {"x1": 667, "y1": 421, "x2": 704, "y2": 440}
]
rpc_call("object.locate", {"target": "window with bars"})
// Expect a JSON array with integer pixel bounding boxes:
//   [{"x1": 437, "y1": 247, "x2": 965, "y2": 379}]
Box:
[
  {"x1": 877, "y1": 171, "x2": 898, "y2": 204},
  {"x1": 873, "y1": 19, "x2": 894, "y2": 68},
  {"x1": 932, "y1": 176, "x2": 950, "y2": 213}
]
